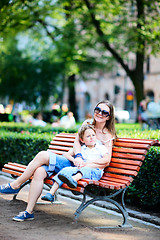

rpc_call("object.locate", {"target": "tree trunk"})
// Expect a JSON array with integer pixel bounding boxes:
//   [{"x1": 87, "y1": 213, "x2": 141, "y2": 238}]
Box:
[
  {"x1": 67, "y1": 74, "x2": 78, "y2": 120},
  {"x1": 84, "y1": 0, "x2": 146, "y2": 117},
  {"x1": 129, "y1": 68, "x2": 144, "y2": 116}
]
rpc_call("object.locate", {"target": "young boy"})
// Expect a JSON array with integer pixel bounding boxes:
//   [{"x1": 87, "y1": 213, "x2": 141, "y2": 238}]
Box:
[{"x1": 41, "y1": 124, "x2": 110, "y2": 202}]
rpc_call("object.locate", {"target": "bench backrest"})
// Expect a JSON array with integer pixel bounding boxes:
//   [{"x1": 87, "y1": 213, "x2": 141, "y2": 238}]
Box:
[{"x1": 48, "y1": 133, "x2": 158, "y2": 186}]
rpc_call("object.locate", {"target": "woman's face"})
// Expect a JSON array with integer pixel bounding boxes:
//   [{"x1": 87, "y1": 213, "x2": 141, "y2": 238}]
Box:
[{"x1": 94, "y1": 103, "x2": 110, "y2": 123}]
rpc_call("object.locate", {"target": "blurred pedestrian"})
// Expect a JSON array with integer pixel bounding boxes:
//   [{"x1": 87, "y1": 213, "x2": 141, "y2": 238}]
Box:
[{"x1": 60, "y1": 111, "x2": 76, "y2": 129}]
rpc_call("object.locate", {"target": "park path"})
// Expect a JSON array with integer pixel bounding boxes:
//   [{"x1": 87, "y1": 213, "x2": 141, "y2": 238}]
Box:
[{"x1": 0, "y1": 174, "x2": 160, "y2": 240}]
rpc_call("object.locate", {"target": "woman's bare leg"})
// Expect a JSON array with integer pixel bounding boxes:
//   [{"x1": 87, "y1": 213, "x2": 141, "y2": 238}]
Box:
[
  {"x1": 10, "y1": 151, "x2": 50, "y2": 189},
  {"x1": 26, "y1": 167, "x2": 47, "y2": 213}
]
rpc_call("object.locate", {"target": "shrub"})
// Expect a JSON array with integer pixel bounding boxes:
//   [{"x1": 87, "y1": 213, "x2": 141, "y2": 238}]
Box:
[
  {"x1": 0, "y1": 131, "x2": 52, "y2": 168},
  {"x1": 126, "y1": 147, "x2": 160, "y2": 209},
  {"x1": 0, "y1": 122, "x2": 78, "y2": 134}
]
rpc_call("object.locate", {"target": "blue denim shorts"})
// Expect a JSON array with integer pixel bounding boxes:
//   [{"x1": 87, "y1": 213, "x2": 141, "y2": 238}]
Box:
[{"x1": 42, "y1": 151, "x2": 74, "y2": 177}]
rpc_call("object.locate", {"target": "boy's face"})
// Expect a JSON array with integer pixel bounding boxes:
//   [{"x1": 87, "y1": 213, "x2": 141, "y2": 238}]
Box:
[{"x1": 81, "y1": 129, "x2": 97, "y2": 147}]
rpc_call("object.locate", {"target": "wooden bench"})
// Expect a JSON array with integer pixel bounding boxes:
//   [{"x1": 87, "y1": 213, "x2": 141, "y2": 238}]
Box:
[{"x1": 2, "y1": 133, "x2": 159, "y2": 228}]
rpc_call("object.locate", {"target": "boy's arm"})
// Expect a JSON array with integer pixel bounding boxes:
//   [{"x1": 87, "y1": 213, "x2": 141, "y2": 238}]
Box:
[{"x1": 85, "y1": 153, "x2": 111, "y2": 169}]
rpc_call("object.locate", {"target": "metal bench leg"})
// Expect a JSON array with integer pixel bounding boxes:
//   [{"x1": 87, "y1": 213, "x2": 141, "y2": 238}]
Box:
[
  {"x1": 74, "y1": 194, "x2": 86, "y2": 219},
  {"x1": 74, "y1": 195, "x2": 132, "y2": 228}
]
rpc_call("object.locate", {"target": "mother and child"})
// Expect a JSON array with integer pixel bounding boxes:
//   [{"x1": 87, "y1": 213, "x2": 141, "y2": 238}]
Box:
[{"x1": 0, "y1": 100, "x2": 117, "y2": 221}]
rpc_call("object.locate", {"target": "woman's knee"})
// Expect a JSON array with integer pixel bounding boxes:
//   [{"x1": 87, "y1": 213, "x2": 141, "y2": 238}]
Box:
[
  {"x1": 33, "y1": 167, "x2": 47, "y2": 180},
  {"x1": 34, "y1": 151, "x2": 49, "y2": 164}
]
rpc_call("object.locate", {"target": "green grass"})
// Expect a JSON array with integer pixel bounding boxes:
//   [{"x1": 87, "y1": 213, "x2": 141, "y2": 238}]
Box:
[
  {"x1": 0, "y1": 122, "x2": 159, "y2": 140},
  {"x1": 115, "y1": 123, "x2": 160, "y2": 139}
]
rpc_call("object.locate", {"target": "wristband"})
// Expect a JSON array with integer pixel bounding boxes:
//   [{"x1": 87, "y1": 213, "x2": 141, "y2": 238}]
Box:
[{"x1": 74, "y1": 153, "x2": 82, "y2": 159}]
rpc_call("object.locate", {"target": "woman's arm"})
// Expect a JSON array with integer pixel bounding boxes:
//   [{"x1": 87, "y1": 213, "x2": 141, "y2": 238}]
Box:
[
  {"x1": 100, "y1": 135, "x2": 114, "y2": 163},
  {"x1": 73, "y1": 134, "x2": 85, "y2": 168},
  {"x1": 73, "y1": 119, "x2": 92, "y2": 154},
  {"x1": 73, "y1": 134, "x2": 81, "y2": 154},
  {"x1": 63, "y1": 149, "x2": 75, "y2": 163}
]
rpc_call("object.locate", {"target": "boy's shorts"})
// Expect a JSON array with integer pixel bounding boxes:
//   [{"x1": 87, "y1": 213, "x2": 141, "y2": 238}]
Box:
[{"x1": 42, "y1": 151, "x2": 74, "y2": 177}]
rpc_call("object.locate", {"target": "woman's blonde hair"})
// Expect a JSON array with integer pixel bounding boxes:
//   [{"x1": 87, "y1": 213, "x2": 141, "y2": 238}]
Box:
[{"x1": 92, "y1": 100, "x2": 117, "y2": 140}]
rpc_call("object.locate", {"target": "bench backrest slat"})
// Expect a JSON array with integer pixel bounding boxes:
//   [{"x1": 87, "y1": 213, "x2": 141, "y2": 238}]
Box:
[
  {"x1": 112, "y1": 152, "x2": 145, "y2": 160},
  {"x1": 113, "y1": 147, "x2": 147, "y2": 155},
  {"x1": 48, "y1": 145, "x2": 71, "y2": 152},
  {"x1": 50, "y1": 141, "x2": 74, "y2": 147},
  {"x1": 52, "y1": 137, "x2": 75, "y2": 143},
  {"x1": 116, "y1": 138, "x2": 158, "y2": 145},
  {"x1": 111, "y1": 158, "x2": 142, "y2": 166},
  {"x1": 106, "y1": 167, "x2": 138, "y2": 176},
  {"x1": 103, "y1": 172, "x2": 133, "y2": 181}
]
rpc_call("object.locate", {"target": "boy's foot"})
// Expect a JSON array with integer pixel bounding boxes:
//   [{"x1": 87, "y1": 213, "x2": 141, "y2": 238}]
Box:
[
  {"x1": 41, "y1": 193, "x2": 54, "y2": 203},
  {"x1": 0, "y1": 183, "x2": 20, "y2": 194},
  {"x1": 58, "y1": 173, "x2": 77, "y2": 188},
  {"x1": 13, "y1": 211, "x2": 34, "y2": 222}
]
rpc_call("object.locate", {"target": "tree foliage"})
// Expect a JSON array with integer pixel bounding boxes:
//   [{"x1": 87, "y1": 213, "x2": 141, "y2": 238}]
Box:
[
  {"x1": 0, "y1": 0, "x2": 160, "y2": 112},
  {"x1": 0, "y1": 37, "x2": 65, "y2": 108},
  {"x1": 0, "y1": 0, "x2": 111, "y2": 114},
  {"x1": 61, "y1": 0, "x2": 160, "y2": 108}
]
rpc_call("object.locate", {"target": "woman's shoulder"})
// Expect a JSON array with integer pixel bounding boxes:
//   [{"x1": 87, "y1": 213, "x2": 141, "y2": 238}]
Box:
[
  {"x1": 82, "y1": 119, "x2": 94, "y2": 125},
  {"x1": 100, "y1": 132, "x2": 115, "y2": 146}
]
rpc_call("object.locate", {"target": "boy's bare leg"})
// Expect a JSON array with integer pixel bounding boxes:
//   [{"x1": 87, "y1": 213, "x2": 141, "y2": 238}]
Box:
[
  {"x1": 10, "y1": 151, "x2": 50, "y2": 189},
  {"x1": 49, "y1": 182, "x2": 59, "y2": 195},
  {"x1": 72, "y1": 172, "x2": 82, "y2": 182}
]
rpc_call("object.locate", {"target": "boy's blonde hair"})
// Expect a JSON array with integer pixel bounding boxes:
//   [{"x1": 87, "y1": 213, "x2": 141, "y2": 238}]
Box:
[{"x1": 78, "y1": 124, "x2": 96, "y2": 141}]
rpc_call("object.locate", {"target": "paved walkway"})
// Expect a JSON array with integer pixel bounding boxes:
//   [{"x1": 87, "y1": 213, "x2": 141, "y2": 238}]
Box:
[{"x1": 0, "y1": 173, "x2": 160, "y2": 240}]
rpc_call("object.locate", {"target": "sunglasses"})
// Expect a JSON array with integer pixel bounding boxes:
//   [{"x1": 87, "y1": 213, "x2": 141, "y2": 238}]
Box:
[{"x1": 94, "y1": 106, "x2": 110, "y2": 117}]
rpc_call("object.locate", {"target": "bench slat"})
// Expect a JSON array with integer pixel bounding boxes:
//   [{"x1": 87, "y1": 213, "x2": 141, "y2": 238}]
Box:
[
  {"x1": 101, "y1": 176, "x2": 131, "y2": 184},
  {"x1": 50, "y1": 141, "x2": 74, "y2": 147},
  {"x1": 112, "y1": 147, "x2": 147, "y2": 155},
  {"x1": 81, "y1": 179, "x2": 125, "y2": 190},
  {"x1": 48, "y1": 145, "x2": 71, "y2": 151},
  {"x1": 114, "y1": 142, "x2": 151, "y2": 149},
  {"x1": 109, "y1": 162, "x2": 140, "y2": 171},
  {"x1": 116, "y1": 138, "x2": 158, "y2": 145},
  {"x1": 47, "y1": 150, "x2": 64, "y2": 155},
  {"x1": 112, "y1": 152, "x2": 145, "y2": 160},
  {"x1": 111, "y1": 158, "x2": 142, "y2": 166},
  {"x1": 2, "y1": 168, "x2": 31, "y2": 178},
  {"x1": 58, "y1": 133, "x2": 76, "y2": 138},
  {"x1": 106, "y1": 167, "x2": 138, "y2": 176},
  {"x1": 3, "y1": 164, "x2": 25, "y2": 172},
  {"x1": 99, "y1": 179, "x2": 127, "y2": 188},
  {"x1": 61, "y1": 183, "x2": 85, "y2": 193},
  {"x1": 103, "y1": 172, "x2": 133, "y2": 181},
  {"x1": 6, "y1": 162, "x2": 27, "y2": 169},
  {"x1": 52, "y1": 137, "x2": 75, "y2": 143}
]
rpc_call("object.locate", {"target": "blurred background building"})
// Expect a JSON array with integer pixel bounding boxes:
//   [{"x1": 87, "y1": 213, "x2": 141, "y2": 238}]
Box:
[{"x1": 69, "y1": 56, "x2": 160, "y2": 122}]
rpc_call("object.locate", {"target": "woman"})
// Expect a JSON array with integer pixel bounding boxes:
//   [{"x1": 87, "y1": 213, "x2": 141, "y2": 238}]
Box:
[
  {"x1": 0, "y1": 100, "x2": 117, "y2": 221},
  {"x1": 73, "y1": 100, "x2": 117, "y2": 168}
]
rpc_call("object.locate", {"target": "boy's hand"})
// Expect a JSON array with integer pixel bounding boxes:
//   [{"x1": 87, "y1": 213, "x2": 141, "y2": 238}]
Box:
[{"x1": 74, "y1": 157, "x2": 85, "y2": 168}]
